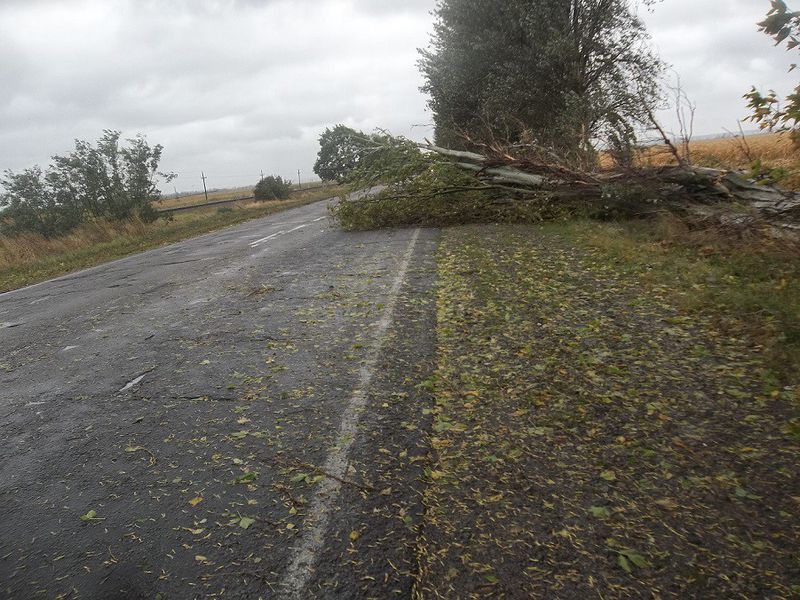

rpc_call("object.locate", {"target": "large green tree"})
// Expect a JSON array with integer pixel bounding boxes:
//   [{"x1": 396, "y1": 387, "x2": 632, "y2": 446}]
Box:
[
  {"x1": 419, "y1": 0, "x2": 663, "y2": 168},
  {"x1": 1, "y1": 130, "x2": 173, "y2": 237},
  {"x1": 313, "y1": 125, "x2": 371, "y2": 183},
  {"x1": 745, "y1": 0, "x2": 800, "y2": 143}
]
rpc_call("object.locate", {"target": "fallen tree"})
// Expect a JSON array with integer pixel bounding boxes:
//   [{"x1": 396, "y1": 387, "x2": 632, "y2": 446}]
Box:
[
  {"x1": 332, "y1": 132, "x2": 800, "y2": 234},
  {"x1": 420, "y1": 141, "x2": 800, "y2": 219}
]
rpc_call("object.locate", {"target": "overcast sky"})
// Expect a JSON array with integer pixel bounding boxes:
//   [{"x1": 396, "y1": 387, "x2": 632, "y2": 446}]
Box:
[{"x1": 1, "y1": 0, "x2": 796, "y2": 193}]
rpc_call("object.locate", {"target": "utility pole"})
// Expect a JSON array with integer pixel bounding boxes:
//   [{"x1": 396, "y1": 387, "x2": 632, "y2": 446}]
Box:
[
  {"x1": 201, "y1": 172, "x2": 209, "y2": 203},
  {"x1": 297, "y1": 169, "x2": 302, "y2": 190},
  {"x1": 173, "y1": 185, "x2": 179, "y2": 199},
  {"x1": 260, "y1": 169, "x2": 264, "y2": 181}
]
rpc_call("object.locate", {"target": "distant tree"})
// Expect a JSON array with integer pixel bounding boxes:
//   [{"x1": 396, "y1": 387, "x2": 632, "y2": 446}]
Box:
[
  {"x1": 745, "y1": 0, "x2": 800, "y2": 143},
  {"x1": 313, "y1": 125, "x2": 373, "y2": 183},
  {"x1": 418, "y1": 0, "x2": 663, "y2": 168},
  {"x1": 1, "y1": 130, "x2": 174, "y2": 237},
  {"x1": 254, "y1": 175, "x2": 291, "y2": 200}
]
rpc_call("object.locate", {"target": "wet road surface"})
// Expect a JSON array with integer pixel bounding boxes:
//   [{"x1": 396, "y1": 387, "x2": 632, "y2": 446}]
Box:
[{"x1": 0, "y1": 199, "x2": 439, "y2": 599}]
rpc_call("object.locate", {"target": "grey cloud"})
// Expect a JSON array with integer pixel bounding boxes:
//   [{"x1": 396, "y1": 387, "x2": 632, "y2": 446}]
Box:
[
  {"x1": 0, "y1": 0, "x2": 435, "y2": 190},
  {"x1": 642, "y1": 0, "x2": 797, "y2": 135},
  {"x1": 0, "y1": 0, "x2": 793, "y2": 193},
  {"x1": 349, "y1": 0, "x2": 435, "y2": 15}
]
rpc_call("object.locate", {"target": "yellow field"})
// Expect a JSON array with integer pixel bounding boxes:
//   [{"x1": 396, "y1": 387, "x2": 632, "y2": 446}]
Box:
[
  {"x1": 624, "y1": 132, "x2": 800, "y2": 188},
  {"x1": 155, "y1": 187, "x2": 253, "y2": 210},
  {"x1": 156, "y1": 180, "x2": 329, "y2": 210},
  {"x1": 642, "y1": 132, "x2": 797, "y2": 168}
]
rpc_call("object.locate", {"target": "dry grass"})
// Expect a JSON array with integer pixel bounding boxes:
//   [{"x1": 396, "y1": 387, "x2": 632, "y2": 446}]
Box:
[
  {"x1": 156, "y1": 180, "x2": 331, "y2": 210},
  {"x1": 156, "y1": 187, "x2": 254, "y2": 210},
  {"x1": 684, "y1": 133, "x2": 799, "y2": 171},
  {"x1": 0, "y1": 219, "x2": 152, "y2": 271},
  {"x1": 601, "y1": 132, "x2": 800, "y2": 189},
  {"x1": 644, "y1": 132, "x2": 798, "y2": 168}
]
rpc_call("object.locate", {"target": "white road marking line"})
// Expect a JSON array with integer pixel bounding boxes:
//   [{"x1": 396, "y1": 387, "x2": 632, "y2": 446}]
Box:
[
  {"x1": 280, "y1": 228, "x2": 421, "y2": 599},
  {"x1": 249, "y1": 223, "x2": 310, "y2": 249},
  {"x1": 312, "y1": 216, "x2": 327, "y2": 222},
  {"x1": 119, "y1": 374, "x2": 147, "y2": 392},
  {"x1": 249, "y1": 230, "x2": 287, "y2": 248}
]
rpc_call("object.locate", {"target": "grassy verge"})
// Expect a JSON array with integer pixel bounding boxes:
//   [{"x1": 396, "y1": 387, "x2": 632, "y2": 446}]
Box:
[
  {"x1": 563, "y1": 217, "x2": 800, "y2": 384},
  {"x1": 417, "y1": 223, "x2": 799, "y2": 598},
  {"x1": 0, "y1": 187, "x2": 343, "y2": 293}
]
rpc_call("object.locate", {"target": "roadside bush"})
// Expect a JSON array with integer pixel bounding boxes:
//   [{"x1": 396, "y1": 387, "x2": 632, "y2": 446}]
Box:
[
  {"x1": 254, "y1": 175, "x2": 291, "y2": 201},
  {"x1": 137, "y1": 202, "x2": 162, "y2": 223}
]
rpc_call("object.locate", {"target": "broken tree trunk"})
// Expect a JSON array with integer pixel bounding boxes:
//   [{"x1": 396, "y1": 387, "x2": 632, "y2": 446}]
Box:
[{"x1": 419, "y1": 142, "x2": 800, "y2": 229}]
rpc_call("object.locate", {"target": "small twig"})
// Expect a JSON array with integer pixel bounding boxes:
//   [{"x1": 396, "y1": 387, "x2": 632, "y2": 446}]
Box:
[
  {"x1": 295, "y1": 460, "x2": 374, "y2": 492},
  {"x1": 646, "y1": 107, "x2": 687, "y2": 169},
  {"x1": 125, "y1": 445, "x2": 157, "y2": 467},
  {"x1": 271, "y1": 481, "x2": 306, "y2": 508},
  {"x1": 723, "y1": 123, "x2": 756, "y2": 164}
]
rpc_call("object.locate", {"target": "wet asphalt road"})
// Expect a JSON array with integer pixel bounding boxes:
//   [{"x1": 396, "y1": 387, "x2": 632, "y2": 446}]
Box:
[{"x1": 0, "y1": 200, "x2": 439, "y2": 599}]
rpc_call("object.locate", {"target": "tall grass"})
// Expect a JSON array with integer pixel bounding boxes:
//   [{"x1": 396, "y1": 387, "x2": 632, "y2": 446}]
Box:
[{"x1": 0, "y1": 219, "x2": 151, "y2": 271}]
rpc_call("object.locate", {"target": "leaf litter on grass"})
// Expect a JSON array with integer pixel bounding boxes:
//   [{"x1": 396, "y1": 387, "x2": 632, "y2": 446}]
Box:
[{"x1": 415, "y1": 224, "x2": 800, "y2": 599}]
